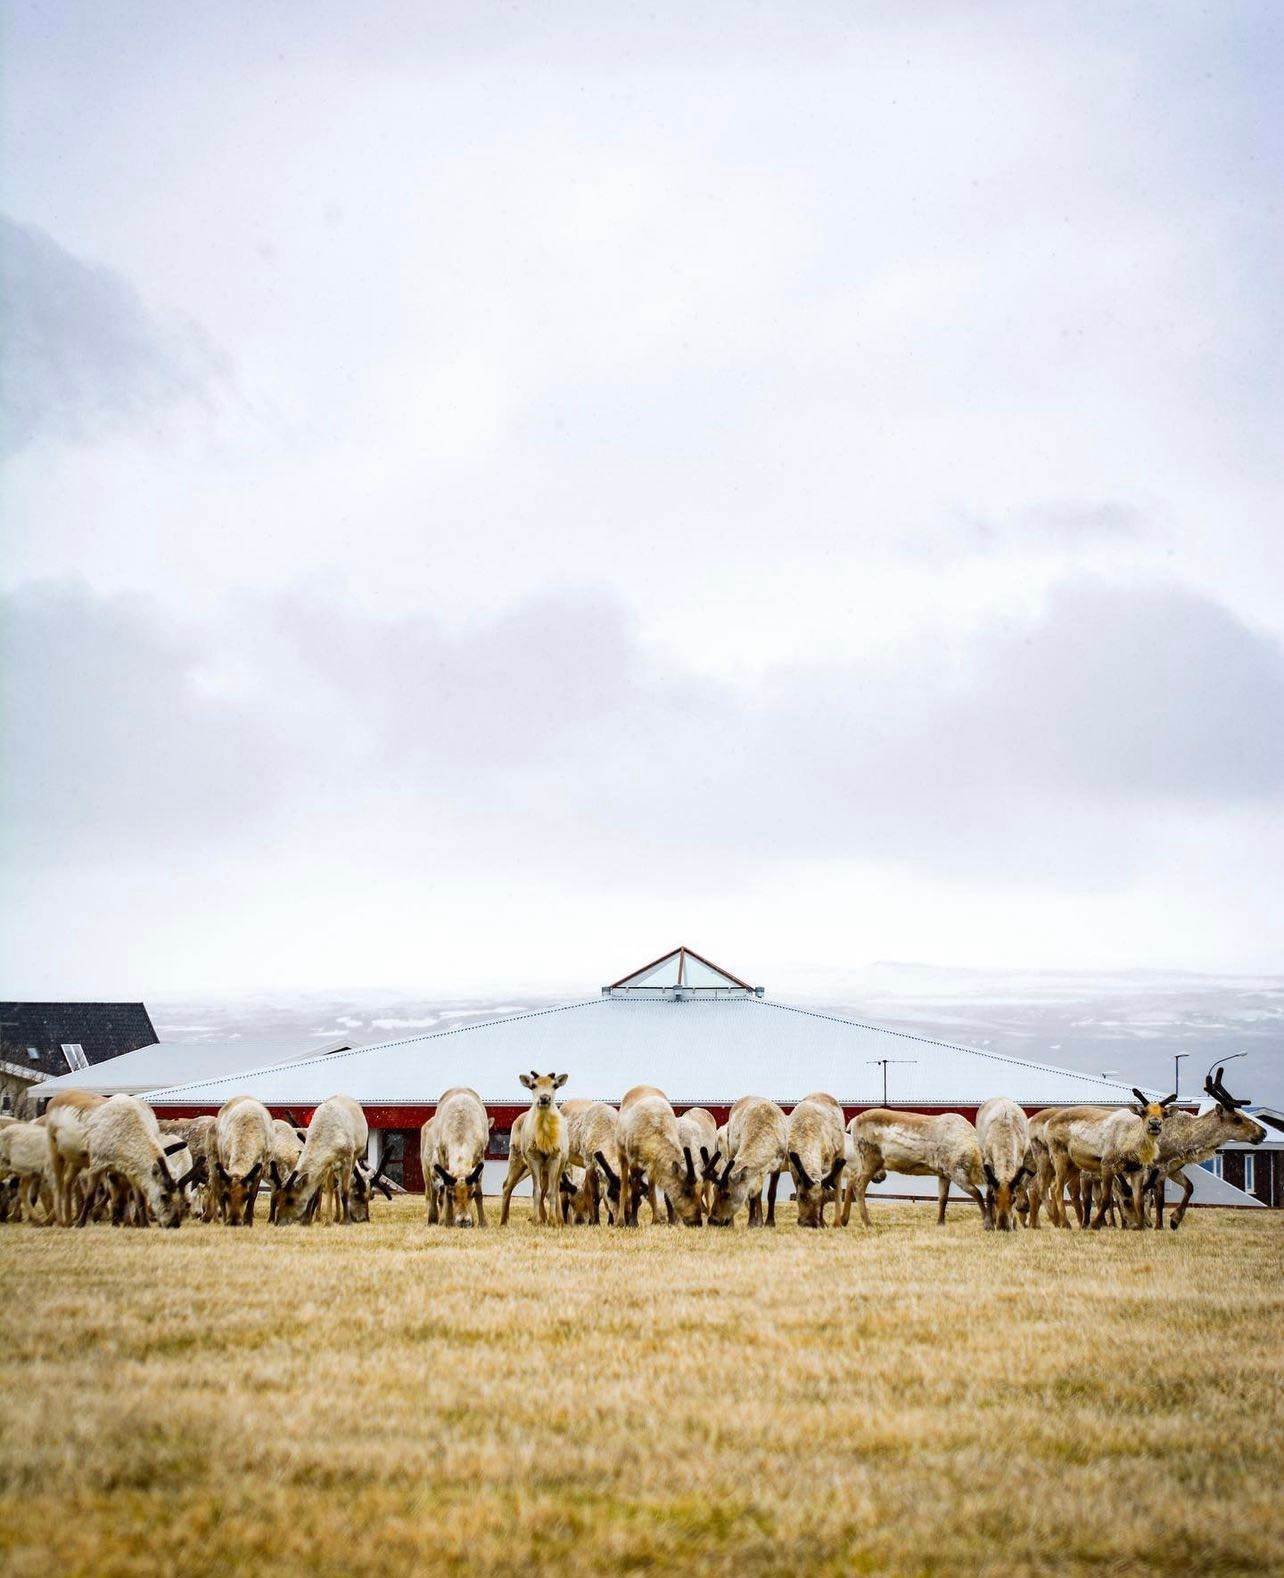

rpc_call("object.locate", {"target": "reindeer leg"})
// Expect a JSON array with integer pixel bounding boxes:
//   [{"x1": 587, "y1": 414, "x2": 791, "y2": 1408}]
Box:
[
  {"x1": 1170, "y1": 1169, "x2": 1194, "y2": 1230},
  {"x1": 1090, "y1": 1172, "x2": 1113, "y2": 1229},
  {"x1": 767, "y1": 1169, "x2": 781, "y2": 1227},
  {"x1": 498, "y1": 1154, "x2": 525, "y2": 1226}
]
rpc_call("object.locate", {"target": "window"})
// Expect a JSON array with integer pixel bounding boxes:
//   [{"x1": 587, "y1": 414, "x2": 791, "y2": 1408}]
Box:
[
  {"x1": 1242, "y1": 1154, "x2": 1255, "y2": 1194},
  {"x1": 1200, "y1": 1155, "x2": 1223, "y2": 1179},
  {"x1": 26, "y1": 1046, "x2": 40, "y2": 1062}
]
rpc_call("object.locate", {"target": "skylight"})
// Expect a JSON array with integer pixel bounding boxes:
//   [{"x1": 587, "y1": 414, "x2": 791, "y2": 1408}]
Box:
[{"x1": 604, "y1": 946, "x2": 763, "y2": 998}]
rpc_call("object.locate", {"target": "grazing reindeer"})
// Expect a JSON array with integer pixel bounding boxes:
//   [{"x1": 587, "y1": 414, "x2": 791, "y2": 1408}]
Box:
[
  {"x1": 500, "y1": 1072, "x2": 569, "y2": 1227},
  {"x1": 349, "y1": 1150, "x2": 394, "y2": 1223},
  {"x1": 214, "y1": 1095, "x2": 274, "y2": 1226},
  {"x1": 273, "y1": 1095, "x2": 368, "y2": 1225},
  {"x1": 267, "y1": 1119, "x2": 307, "y2": 1223},
  {"x1": 1025, "y1": 1106, "x2": 1110, "y2": 1229},
  {"x1": 0, "y1": 1119, "x2": 56, "y2": 1222},
  {"x1": 975, "y1": 1097, "x2": 1033, "y2": 1231},
  {"x1": 706, "y1": 1096, "x2": 788, "y2": 1227},
  {"x1": 1149, "y1": 1068, "x2": 1266, "y2": 1229},
  {"x1": 843, "y1": 1110, "x2": 988, "y2": 1228},
  {"x1": 44, "y1": 1090, "x2": 106, "y2": 1225},
  {"x1": 677, "y1": 1108, "x2": 718, "y2": 1218},
  {"x1": 74, "y1": 1096, "x2": 199, "y2": 1229},
  {"x1": 560, "y1": 1099, "x2": 624, "y2": 1224},
  {"x1": 1045, "y1": 1091, "x2": 1176, "y2": 1229},
  {"x1": 423, "y1": 1088, "x2": 491, "y2": 1227},
  {"x1": 617, "y1": 1086, "x2": 703, "y2": 1227},
  {"x1": 786, "y1": 1093, "x2": 846, "y2": 1228}
]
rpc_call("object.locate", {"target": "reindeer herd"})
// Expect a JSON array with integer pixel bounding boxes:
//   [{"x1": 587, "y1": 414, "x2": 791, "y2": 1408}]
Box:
[{"x1": 0, "y1": 1065, "x2": 1264, "y2": 1233}]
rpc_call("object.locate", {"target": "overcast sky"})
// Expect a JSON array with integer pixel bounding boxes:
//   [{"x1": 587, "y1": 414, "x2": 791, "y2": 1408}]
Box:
[{"x1": 2, "y1": 2, "x2": 1282, "y2": 997}]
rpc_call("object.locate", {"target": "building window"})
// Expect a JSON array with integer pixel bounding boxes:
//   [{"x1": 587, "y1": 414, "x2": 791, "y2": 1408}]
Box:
[
  {"x1": 1200, "y1": 1155, "x2": 1223, "y2": 1179},
  {"x1": 1242, "y1": 1154, "x2": 1255, "y2": 1195}
]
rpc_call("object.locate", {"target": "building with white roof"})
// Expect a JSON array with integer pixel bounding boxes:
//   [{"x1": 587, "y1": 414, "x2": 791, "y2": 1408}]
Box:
[{"x1": 147, "y1": 946, "x2": 1188, "y2": 1195}]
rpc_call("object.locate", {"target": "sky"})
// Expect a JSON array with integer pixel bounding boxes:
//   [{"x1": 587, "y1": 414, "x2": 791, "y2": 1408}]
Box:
[{"x1": 2, "y1": 1, "x2": 1282, "y2": 1000}]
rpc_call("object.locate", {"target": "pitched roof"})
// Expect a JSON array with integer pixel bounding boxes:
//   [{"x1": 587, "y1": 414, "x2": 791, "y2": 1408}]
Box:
[{"x1": 146, "y1": 995, "x2": 1153, "y2": 1110}]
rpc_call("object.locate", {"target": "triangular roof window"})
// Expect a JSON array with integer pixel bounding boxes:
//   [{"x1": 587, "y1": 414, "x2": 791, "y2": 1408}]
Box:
[{"x1": 605, "y1": 946, "x2": 762, "y2": 997}]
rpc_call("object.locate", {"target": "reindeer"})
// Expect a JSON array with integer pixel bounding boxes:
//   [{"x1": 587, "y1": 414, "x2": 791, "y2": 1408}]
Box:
[
  {"x1": 214, "y1": 1095, "x2": 274, "y2": 1226},
  {"x1": 785, "y1": 1093, "x2": 846, "y2": 1228},
  {"x1": 560, "y1": 1099, "x2": 623, "y2": 1225},
  {"x1": 44, "y1": 1090, "x2": 107, "y2": 1225},
  {"x1": 499, "y1": 1072, "x2": 569, "y2": 1227},
  {"x1": 617, "y1": 1086, "x2": 703, "y2": 1227},
  {"x1": 423, "y1": 1088, "x2": 491, "y2": 1227},
  {"x1": 705, "y1": 1096, "x2": 788, "y2": 1227},
  {"x1": 843, "y1": 1110, "x2": 988, "y2": 1228},
  {"x1": 1045, "y1": 1090, "x2": 1176, "y2": 1229},
  {"x1": 1025, "y1": 1106, "x2": 1110, "y2": 1229},
  {"x1": 975, "y1": 1097, "x2": 1033, "y2": 1231},
  {"x1": 1149, "y1": 1067, "x2": 1267, "y2": 1229},
  {"x1": 349, "y1": 1149, "x2": 394, "y2": 1223},
  {"x1": 676, "y1": 1108, "x2": 718, "y2": 1218}
]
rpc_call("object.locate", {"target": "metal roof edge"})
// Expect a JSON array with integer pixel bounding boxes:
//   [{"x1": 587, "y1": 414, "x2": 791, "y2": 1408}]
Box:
[{"x1": 755, "y1": 999, "x2": 1162, "y2": 1097}]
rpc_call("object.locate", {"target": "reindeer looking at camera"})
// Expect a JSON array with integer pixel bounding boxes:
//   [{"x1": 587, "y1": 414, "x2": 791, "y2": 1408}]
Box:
[
  {"x1": 1044, "y1": 1090, "x2": 1177, "y2": 1229},
  {"x1": 499, "y1": 1072, "x2": 569, "y2": 1227}
]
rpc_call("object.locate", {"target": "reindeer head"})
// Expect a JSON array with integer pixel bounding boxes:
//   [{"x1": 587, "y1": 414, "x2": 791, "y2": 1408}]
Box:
[
  {"x1": 706, "y1": 1152, "x2": 748, "y2": 1226},
  {"x1": 519, "y1": 1071, "x2": 568, "y2": 1111},
  {"x1": 1203, "y1": 1067, "x2": 1267, "y2": 1145},
  {"x1": 983, "y1": 1160, "x2": 1034, "y2": 1232},
  {"x1": 348, "y1": 1154, "x2": 394, "y2": 1223},
  {"x1": 663, "y1": 1145, "x2": 704, "y2": 1226},
  {"x1": 148, "y1": 1145, "x2": 202, "y2": 1228},
  {"x1": 1131, "y1": 1089, "x2": 1177, "y2": 1139},
  {"x1": 270, "y1": 1165, "x2": 320, "y2": 1225},
  {"x1": 790, "y1": 1150, "x2": 845, "y2": 1228},
  {"x1": 434, "y1": 1158, "x2": 484, "y2": 1226},
  {"x1": 217, "y1": 1161, "x2": 265, "y2": 1225}
]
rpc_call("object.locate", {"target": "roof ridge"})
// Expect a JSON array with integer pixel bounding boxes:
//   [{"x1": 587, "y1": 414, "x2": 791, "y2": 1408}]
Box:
[
  {"x1": 144, "y1": 998, "x2": 604, "y2": 1099},
  {"x1": 756, "y1": 999, "x2": 1151, "y2": 1094}
]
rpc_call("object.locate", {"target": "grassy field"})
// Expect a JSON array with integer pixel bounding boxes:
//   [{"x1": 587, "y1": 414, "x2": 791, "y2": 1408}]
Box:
[{"x1": 2, "y1": 1199, "x2": 1281, "y2": 1578}]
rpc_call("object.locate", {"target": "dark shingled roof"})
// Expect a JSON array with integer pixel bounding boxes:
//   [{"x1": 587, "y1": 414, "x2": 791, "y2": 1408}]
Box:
[{"x1": 0, "y1": 1002, "x2": 157, "y2": 1078}]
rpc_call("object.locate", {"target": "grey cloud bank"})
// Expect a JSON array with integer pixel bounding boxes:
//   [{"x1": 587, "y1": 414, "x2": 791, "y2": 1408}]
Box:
[{"x1": 0, "y1": 215, "x2": 219, "y2": 455}]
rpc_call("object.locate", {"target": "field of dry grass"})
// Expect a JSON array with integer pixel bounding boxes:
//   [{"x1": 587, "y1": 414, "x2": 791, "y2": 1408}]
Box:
[{"x1": 2, "y1": 1197, "x2": 1281, "y2": 1577}]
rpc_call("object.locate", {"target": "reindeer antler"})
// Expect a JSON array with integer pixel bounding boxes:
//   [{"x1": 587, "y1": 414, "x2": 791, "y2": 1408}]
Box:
[{"x1": 1205, "y1": 1065, "x2": 1250, "y2": 1110}]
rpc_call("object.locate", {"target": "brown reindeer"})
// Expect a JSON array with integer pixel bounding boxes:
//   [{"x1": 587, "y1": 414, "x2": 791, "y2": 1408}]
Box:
[{"x1": 1149, "y1": 1067, "x2": 1267, "y2": 1229}]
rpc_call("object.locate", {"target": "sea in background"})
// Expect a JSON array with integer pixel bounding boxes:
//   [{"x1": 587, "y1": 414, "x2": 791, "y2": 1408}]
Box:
[{"x1": 148, "y1": 964, "x2": 1284, "y2": 1110}]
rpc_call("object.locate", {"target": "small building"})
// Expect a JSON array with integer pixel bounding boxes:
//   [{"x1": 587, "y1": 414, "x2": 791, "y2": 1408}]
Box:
[
  {"x1": 0, "y1": 1000, "x2": 157, "y2": 1113},
  {"x1": 1201, "y1": 1107, "x2": 1284, "y2": 1208},
  {"x1": 148, "y1": 945, "x2": 1209, "y2": 1198}
]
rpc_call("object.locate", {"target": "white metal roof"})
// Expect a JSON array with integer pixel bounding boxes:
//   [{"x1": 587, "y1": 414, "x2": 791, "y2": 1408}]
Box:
[
  {"x1": 36, "y1": 1037, "x2": 352, "y2": 1098},
  {"x1": 145, "y1": 996, "x2": 1154, "y2": 1109}
]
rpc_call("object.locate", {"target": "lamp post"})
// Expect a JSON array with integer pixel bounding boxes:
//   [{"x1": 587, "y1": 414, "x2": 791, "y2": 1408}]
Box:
[{"x1": 1204, "y1": 1050, "x2": 1248, "y2": 1091}]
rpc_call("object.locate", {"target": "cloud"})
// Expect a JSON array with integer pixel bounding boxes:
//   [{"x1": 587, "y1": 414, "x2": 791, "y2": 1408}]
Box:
[
  {"x1": 4, "y1": 574, "x2": 1280, "y2": 876},
  {"x1": 0, "y1": 215, "x2": 220, "y2": 455}
]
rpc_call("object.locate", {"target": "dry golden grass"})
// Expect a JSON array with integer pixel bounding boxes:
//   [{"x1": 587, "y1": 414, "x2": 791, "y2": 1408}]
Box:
[{"x1": 1, "y1": 1198, "x2": 1281, "y2": 1577}]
